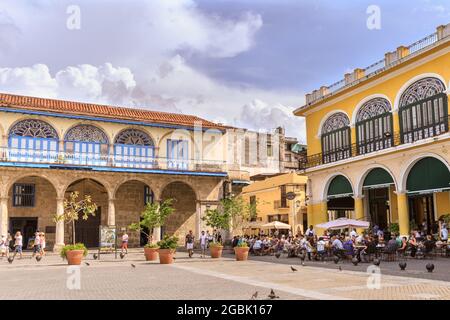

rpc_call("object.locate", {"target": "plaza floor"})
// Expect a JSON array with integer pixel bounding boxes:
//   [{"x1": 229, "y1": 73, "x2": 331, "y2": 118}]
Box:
[{"x1": 0, "y1": 249, "x2": 450, "y2": 300}]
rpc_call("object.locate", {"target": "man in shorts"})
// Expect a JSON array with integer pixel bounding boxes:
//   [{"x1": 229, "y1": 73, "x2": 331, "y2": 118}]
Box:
[
  {"x1": 185, "y1": 230, "x2": 194, "y2": 258},
  {"x1": 32, "y1": 231, "x2": 41, "y2": 258},
  {"x1": 121, "y1": 232, "x2": 129, "y2": 254},
  {"x1": 13, "y1": 231, "x2": 23, "y2": 259}
]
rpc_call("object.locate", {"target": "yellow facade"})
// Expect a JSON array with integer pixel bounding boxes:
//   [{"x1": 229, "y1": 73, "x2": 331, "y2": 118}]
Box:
[
  {"x1": 241, "y1": 173, "x2": 307, "y2": 234},
  {"x1": 295, "y1": 24, "x2": 450, "y2": 236}
]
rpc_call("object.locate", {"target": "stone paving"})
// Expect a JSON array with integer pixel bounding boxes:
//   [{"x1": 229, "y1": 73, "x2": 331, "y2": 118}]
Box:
[{"x1": 0, "y1": 249, "x2": 450, "y2": 300}]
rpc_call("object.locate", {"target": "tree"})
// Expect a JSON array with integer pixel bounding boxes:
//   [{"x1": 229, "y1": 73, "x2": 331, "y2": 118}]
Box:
[
  {"x1": 128, "y1": 199, "x2": 175, "y2": 245},
  {"x1": 53, "y1": 191, "x2": 98, "y2": 245}
]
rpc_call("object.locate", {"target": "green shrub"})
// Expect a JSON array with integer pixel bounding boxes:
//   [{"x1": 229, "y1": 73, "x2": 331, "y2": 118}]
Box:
[
  {"x1": 209, "y1": 242, "x2": 223, "y2": 248},
  {"x1": 236, "y1": 242, "x2": 248, "y2": 248},
  {"x1": 60, "y1": 243, "x2": 88, "y2": 259},
  {"x1": 144, "y1": 243, "x2": 159, "y2": 249},
  {"x1": 157, "y1": 235, "x2": 179, "y2": 250}
]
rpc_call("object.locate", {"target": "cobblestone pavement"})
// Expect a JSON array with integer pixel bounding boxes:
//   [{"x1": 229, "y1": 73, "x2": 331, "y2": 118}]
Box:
[{"x1": 0, "y1": 249, "x2": 450, "y2": 300}]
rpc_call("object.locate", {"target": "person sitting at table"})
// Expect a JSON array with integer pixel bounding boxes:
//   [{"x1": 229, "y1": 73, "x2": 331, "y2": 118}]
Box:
[
  {"x1": 423, "y1": 234, "x2": 436, "y2": 257},
  {"x1": 331, "y1": 235, "x2": 345, "y2": 259},
  {"x1": 397, "y1": 237, "x2": 408, "y2": 256},
  {"x1": 316, "y1": 237, "x2": 327, "y2": 261},
  {"x1": 386, "y1": 235, "x2": 398, "y2": 253},
  {"x1": 343, "y1": 236, "x2": 355, "y2": 258},
  {"x1": 409, "y1": 234, "x2": 418, "y2": 257},
  {"x1": 252, "y1": 237, "x2": 262, "y2": 256}
]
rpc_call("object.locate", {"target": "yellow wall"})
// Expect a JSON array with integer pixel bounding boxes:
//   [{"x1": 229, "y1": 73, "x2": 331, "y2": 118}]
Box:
[{"x1": 436, "y1": 191, "x2": 450, "y2": 218}]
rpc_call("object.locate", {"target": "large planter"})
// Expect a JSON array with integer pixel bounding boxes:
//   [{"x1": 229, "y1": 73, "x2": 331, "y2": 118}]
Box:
[
  {"x1": 158, "y1": 249, "x2": 176, "y2": 264},
  {"x1": 210, "y1": 245, "x2": 223, "y2": 259},
  {"x1": 234, "y1": 247, "x2": 249, "y2": 261},
  {"x1": 144, "y1": 247, "x2": 159, "y2": 261},
  {"x1": 66, "y1": 250, "x2": 85, "y2": 265}
]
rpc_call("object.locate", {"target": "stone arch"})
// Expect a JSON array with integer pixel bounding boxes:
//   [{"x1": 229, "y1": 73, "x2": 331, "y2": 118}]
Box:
[
  {"x1": 5, "y1": 173, "x2": 59, "y2": 198},
  {"x1": 160, "y1": 181, "x2": 197, "y2": 241},
  {"x1": 113, "y1": 177, "x2": 157, "y2": 199},
  {"x1": 321, "y1": 172, "x2": 354, "y2": 202},
  {"x1": 394, "y1": 73, "x2": 447, "y2": 111},
  {"x1": 356, "y1": 164, "x2": 398, "y2": 197},
  {"x1": 62, "y1": 176, "x2": 113, "y2": 199}
]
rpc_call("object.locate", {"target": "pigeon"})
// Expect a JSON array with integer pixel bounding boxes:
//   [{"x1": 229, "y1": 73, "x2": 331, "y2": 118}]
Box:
[
  {"x1": 7, "y1": 256, "x2": 13, "y2": 264},
  {"x1": 131, "y1": 264, "x2": 136, "y2": 268},
  {"x1": 399, "y1": 262, "x2": 407, "y2": 270},
  {"x1": 251, "y1": 291, "x2": 258, "y2": 300},
  {"x1": 351, "y1": 257, "x2": 359, "y2": 266},
  {"x1": 333, "y1": 256, "x2": 340, "y2": 264},
  {"x1": 301, "y1": 262, "x2": 305, "y2": 266},
  {"x1": 36, "y1": 255, "x2": 42, "y2": 262},
  {"x1": 338, "y1": 266, "x2": 342, "y2": 271},
  {"x1": 84, "y1": 262, "x2": 90, "y2": 266},
  {"x1": 426, "y1": 263, "x2": 435, "y2": 273},
  {"x1": 267, "y1": 289, "x2": 279, "y2": 300},
  {"x1": 275, "y1": 252, "x2": 281, "y2": 259},
  {"x1": 373, "y1": 258, "x2": 381, "y2": 266},
  {"x1": 291, "y1": 266, "x2": 298, "y2": 272},
  {"x1": 120, "y1": 252, "x2": 125, "y2": 259},
  {"x1": 93, "y1": 253, "x2": 98, "y2": 260}
]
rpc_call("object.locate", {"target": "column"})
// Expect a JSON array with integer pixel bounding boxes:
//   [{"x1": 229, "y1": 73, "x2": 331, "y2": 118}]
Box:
[
  {"x1": 54, "y1": 197, "x2": 65, "y2": 251},
  {"x1": 0, "y1": 197, "x2": 8, "y2": 237},
  {"x1": 107, "y1": 198, "x2": 116, "y2": 226},
  {"x1": 354, "y1": 196, "x2": 364, "y2": 220},
  {"x1": 397, "y1": 192, "x2": 410, "y2": 237},
  {"x1": 195, "y1": 201, "x2": 202, "y2": 239},
  {"x1": 306, "y1": 201, "x2": 314, "y2": 229}
]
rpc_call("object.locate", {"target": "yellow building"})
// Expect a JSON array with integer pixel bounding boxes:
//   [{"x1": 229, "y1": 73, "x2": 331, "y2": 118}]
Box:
[
  {"x1": 294, "y1": 24, "x2": 450, "y2": 237},
  {"x1": 241, "y1": 173, "x2": 307, "y2": 234}
]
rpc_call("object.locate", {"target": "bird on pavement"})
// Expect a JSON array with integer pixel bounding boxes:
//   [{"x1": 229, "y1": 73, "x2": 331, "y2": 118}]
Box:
[
  {"x1": 36, "y1": 255, "x2": 42, "y2": 262},
  {"x1": 120, "y1": 252, "x2": 125, "y2": 259},
  {"x1": 275, "y1": 252, "x2": 281, "y2": 259},
  {"x1": 251, "y1": 291, "x2": 258, "y2": 300},
  {"x1": 267, "y1": 289, "x2": 279, "y2": 300},
  {"x1": 93, "y1": 253, "x2": 98, "y2": 260},
  {"x1": 7, "y1": 256, "x2": 13, "y2": 264},
  {"x1": 84, "y1": 262, "x2": 90, "y2": 266},
  {"x1": 291, "y1": 266, "x2": 298, "y2": 272},
  {"x1": 426, "y1": 263, "x2": 435, "y2": 273},
  {"x1": 373, "y1": 259, "x2": 381, "y2": 266},
  {"x1": 131, "y1": 264, "x2": 136, "y2": 268},
  {"x1": 338, "y1": 266, "x2": 342, "y2": 271}
]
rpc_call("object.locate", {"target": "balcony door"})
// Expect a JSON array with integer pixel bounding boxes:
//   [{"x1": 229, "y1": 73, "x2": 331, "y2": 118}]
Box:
[
  {"x1": 167, "y1": 139, "x2": 189, "y2": 170},
  {"x1": 321, "y1": 112, "x2": 351, "y2": 164}
]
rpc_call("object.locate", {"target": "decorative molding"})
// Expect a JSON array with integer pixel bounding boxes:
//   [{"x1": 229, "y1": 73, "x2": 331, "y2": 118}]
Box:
[
  {"x1": 355, "y1": 98, "x2": 391, "y2": 123},
  {"x1": 399, "y1": 77, "x2": 446, "y2": 107},
  {"x1": 9, "y1": 119, "x2": 58, "y2": 139},
  {"x1": 65, "y1": 124, "x2": 109, "y2": 144},
  {"x1": 321, "y1": 112, "x2": 350, "y2": 135},
  {"x1": 114, "y1": 129, "x2": 154, "y2": 146}
]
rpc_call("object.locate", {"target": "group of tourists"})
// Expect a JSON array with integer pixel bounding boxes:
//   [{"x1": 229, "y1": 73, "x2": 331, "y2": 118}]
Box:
[
  {"x1": 0, "y1": 231, "x2": 46, "y2": 260},
  {"x1": 184, "y1": 230, "x2": 223, "y2": 258}
]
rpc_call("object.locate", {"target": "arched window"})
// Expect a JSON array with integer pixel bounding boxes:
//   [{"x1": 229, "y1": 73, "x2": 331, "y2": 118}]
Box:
[
  {"x1": 399, "y1": 77, "x2": 448, "y2": 143},
  {"x1": 355, "y1": 98, "x2": 393, "y2": 155},
  {"x1": 64, "y1": 124, "x2": 109, "y2": 166},
  {"x1": 8, "y1": 119, "x2": 59, "y2": 163},
  {"x1": 321, "y1": 112, "x2": 351, "y2": 164},
  {"x1": 114, "y1": 129, "x2": 155, "y2": 168}
]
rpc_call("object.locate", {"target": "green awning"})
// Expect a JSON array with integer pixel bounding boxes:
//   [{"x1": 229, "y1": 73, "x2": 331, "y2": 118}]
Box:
[
  {"x1": 363, "y1": 168, "x2": 394, "y2": 189},
  {"x1": 328, "y1": 175, "x2": 353, "y2": 199},
  {"x1": 407, "y1": 157, "x2": 450, "y2": 195}
]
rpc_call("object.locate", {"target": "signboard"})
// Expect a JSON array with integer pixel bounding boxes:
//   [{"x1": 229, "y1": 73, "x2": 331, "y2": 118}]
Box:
[
  {"x1": 286, "y1": 192, "x2": 296, "y2": 200},
  {"x1": 98, "y1": 225, "x2": 117, "y2": 259}
]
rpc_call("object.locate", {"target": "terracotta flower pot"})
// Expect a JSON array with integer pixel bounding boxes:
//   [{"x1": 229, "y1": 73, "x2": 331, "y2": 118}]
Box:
[
  {"x1": 234, "y1": 247, "x2": 249, "y2": 261},
  {"x1": 210, "y1": 245, "x2": 223, "y2": 259},
  {"x1": 144, "y1": 247, "x2": 159, "y2": 261},
  {"x1": 158, "y1": 249, "x2": 175, "y2": 264},
  {"x1": 66, "y1": 250, "x2": 85, "y2": 265}
]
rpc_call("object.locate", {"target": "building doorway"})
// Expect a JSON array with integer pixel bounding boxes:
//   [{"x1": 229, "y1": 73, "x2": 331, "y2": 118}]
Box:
[
  {"x1": 408, "y1": 195, "x2": 435, "y2": 235},
  {"x1": 75, "y1": 207, "x2": 101, "y2": 248},
  {"x1": 368, "y1": 188, "x2": 390, "y2": 231},
  {"x1": 9, "y1": 217, "x2": 38, "y2": 250}
]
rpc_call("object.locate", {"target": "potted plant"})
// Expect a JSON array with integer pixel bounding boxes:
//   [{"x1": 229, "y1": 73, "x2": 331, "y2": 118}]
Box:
[
  {"x1": 60, "y1": 243, "x2": 88, "y2": 265},
  {"x1": 157, "y1": 235, "x2": 179, "y2": 264},
  {"x1": 201, "y1": 205, "x2": 231, "y2": 259},
  {"x1": 54, "y1": 192, "x2": 97, "y2": 265},
  {"x1": 234, "y1": 242, "x2": 250, "y2": 261},
  {"x1": 129, "y1": 199, "x2": 174, "y2": 261},
  {"x1": 388, "y1": 223, "x2": 399, "y2": 235}
]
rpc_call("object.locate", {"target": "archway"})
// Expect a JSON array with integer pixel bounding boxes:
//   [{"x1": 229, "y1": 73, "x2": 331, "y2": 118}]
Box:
[
  {"x1": 161, "y1": 182, "x2": 197, "y2": 241},
  {"x1": 406, "y1": 157, "x2": 450, "y2": 234},
  {"x1": 65, "y1": 178, "x2": 109, "y2": 247},
  {"x1": 8, "y1": 175, "x2": 57, "y2": 250},
  {"x1": 115, "y1": 180, "x2": 154, "y2": 247},
  {"x1": 326, "y1": 175, "x2": 354, "y2": 220},
  {"x1": 362, "y1": 168, "x2": 395, "y2": 230}
]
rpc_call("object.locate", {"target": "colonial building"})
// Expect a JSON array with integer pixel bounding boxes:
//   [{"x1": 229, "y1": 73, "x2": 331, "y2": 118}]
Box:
[
  {"x1": 295, "y1": 24, "x2": 450, "y2": 237},
  {"x1": 0, "y1": 93, "x2": 283, "y2": 250}
]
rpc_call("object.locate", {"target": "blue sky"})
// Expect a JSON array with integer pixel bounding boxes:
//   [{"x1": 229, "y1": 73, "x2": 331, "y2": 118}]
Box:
[{"x1": 0, "y1": 0, "x2": 448, "y2": 141}]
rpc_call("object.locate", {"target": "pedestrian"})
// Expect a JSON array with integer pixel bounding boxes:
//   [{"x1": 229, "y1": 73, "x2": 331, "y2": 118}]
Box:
[
  {"x1": 207, "y1": 230, "x2": 213, "y2": 248},
  {"x1": 0, "y1": 235, "x2": 8, "y2": 258},
  {"x1": 185, "y1": 230, "x2": 195, "y2": 258},
  {"x1": 32, "y1": 231, "x2": 41, "y2": 258},
  {"x1": 13, "y1": 231, "x2": 23, "y2": 260},
  {"x1": 39, "y1": 232, "x2": 46, "y2": 256},
  {"x1": 121, "y1": 232, "x2": 129, "y2": 254},
  {"x1": 305, "y1": 225, "x2": 315, "y2": 237},
  {"x1": 441, "y1": 223, "x2": 448, "y2": 242},
  {"x1": 217, "y1": 233, "x2": 223, "y2": 245},
  {"x1": 199, "y1": 231, "x2": 208, "y2": 258}
]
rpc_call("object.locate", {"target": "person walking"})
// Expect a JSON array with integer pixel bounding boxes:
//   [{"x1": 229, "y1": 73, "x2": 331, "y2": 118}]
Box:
[
  {"x1": 441, "y1": 224, "x2": 448, "y2": 242},
  {"x1": 32, "y1": 231, "x2": 41, "y2": 258},
  {"x1": 199, "y1": 231, "x2": 208, "y2": 258},
  {"x1": 185, "y1": 230, "x2": 195, "y2": 258},
  {"x1": 121, "y1": 232, "x2": 129, "y2": 254},
  {"x1": 13, "y1": 231, "x2": 23, "y2": 260},
  {"x1": 39, "y1": 232, "x2": 46, "y2": 256},
  {"x1": 0, "y1": 235, "x2": 8, "y2": 258}
]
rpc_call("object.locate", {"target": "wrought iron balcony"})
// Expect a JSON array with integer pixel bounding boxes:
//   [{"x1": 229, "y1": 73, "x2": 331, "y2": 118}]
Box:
[
  {"x1": 0, "y1": 147, "x2": 227, "y2": 173},
  {"x1": 299, "y1": 115, "x2": 450, "y2": 171}
]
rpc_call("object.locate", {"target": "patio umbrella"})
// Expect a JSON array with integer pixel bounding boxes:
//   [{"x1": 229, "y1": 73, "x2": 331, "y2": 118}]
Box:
[
  {"x1": 315, "y1": 218, "x2": 370, "y2": 230},
  {"x1": 261, "y1": 221, "x2": 292, "y2": 230}
]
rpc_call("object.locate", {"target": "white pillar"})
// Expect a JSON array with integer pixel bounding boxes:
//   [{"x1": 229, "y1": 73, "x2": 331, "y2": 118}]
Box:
[
  {"x1": 108, "y1": 198, "x2": 116, "y2": 226},
  {"x1": 0, "y1": 197, "x2": 8, "y2": 236},
  {"x1": 54, "y1": 197, "x2": 65, "y2": 251}
]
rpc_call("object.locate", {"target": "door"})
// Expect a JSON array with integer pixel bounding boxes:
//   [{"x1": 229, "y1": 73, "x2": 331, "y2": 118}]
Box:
[
  {"x1": 409, "y1": 195, "x2": 434, "y2": 235},
  {"x1": 9, "y1": 218, "x2": 38, "y2": 250},
  {"x1": 75, "y1": 207, "x2": 101, "y2": 248}
]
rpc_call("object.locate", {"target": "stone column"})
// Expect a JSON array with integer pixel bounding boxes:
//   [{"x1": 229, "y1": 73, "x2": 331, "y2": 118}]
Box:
[
  {"x1": 54, "y1": 197, "x2": 65, "y2": 252},
  {"x1": 354, "y1": 196, "x2": 364, "y2": 220},
  {"x1": 195, "y1": 201, "x2": 202, "y2": 239},
  {"x1": 107, "y1": 198, "x2": 116, "y2": 226},
  {"x1": 397, "y1": 192, "x2": 410, "y2": 237},
  {"x1": 0, "y1": 197, "x2": 8, "y2": 237},
  {"x1": 306, "y1": 200, "x2": 314, "y2": 229}
]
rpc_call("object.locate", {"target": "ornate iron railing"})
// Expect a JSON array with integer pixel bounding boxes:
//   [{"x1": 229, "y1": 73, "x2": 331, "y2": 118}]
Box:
[{"x1": 299, "y1": 115, "x2": 450, "y2": 170}]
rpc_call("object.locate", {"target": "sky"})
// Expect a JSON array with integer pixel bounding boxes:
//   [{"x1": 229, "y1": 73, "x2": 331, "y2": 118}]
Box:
[{"x1": 0, "y1": 0, "x2": 449, "y2": 142}]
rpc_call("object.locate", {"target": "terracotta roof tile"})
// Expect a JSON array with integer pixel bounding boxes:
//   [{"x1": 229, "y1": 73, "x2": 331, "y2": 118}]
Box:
[{"x1": 0, "y1": 93, "x2": 230, "y2": 130}]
